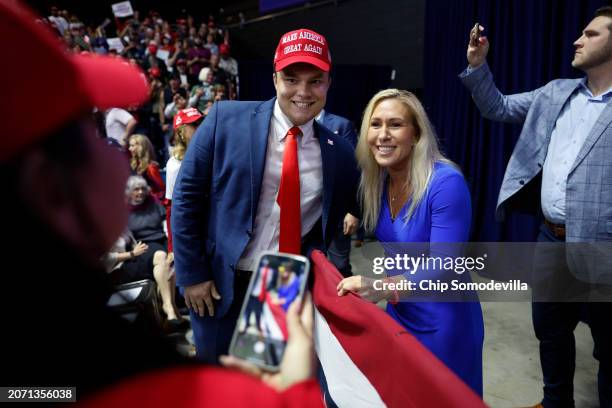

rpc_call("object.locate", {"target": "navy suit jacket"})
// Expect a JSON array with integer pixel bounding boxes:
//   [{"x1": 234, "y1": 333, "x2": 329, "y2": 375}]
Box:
[
  {"x1": 318, "y1": 110, "x2": 358, "y2": 147},
  {"x1": 172, "y1": 98, "x2": 360, "y2": 317}
]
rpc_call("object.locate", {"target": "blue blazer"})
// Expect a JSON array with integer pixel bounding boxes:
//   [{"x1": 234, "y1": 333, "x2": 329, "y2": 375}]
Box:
[
  {"x1": 460, "y1": 63, "x2": 612, "y2": 242},
  {"x1": 172, "y1": 98, "x2": 360, "y2": 316},
  {"x1": 317, "y1": 110, "x2": 358, "y2": 147}
]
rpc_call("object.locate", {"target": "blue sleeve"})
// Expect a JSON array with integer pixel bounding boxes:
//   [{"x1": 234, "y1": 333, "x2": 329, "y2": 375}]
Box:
[
  {"x1": 339, "y1": 121, "x2": 358, "y2": 148},
  {"x1": 459, "y1": 62, "x2": 541, "y2": 124},
  {"x1": 171, "y1": 103, "x2": 218, "y2": 286},
  {"x1": 396, "y1": 167, "x2": 472, "y2": 284},
  {"x1": 429, "y1": 168, "x2": 472, "y2": 243}
]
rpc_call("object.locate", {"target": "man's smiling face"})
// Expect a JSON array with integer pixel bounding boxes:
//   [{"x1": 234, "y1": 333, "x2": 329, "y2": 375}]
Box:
[{"x1": 273, "y1": 62, "x2": 330, "y2": 126}]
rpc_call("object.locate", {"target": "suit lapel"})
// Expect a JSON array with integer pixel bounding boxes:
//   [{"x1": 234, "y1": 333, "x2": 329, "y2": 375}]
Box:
[
  {"x1": 316, "y1": 121, "x2": 336, "y2": 235},
  {"x1": 249, "y1": 99, "x2": 275, "y2": 225},
  {"x1": 569, "y1": 99, "x2": 612, "y2": 174},
  {"x1": 543, "y1": 81, "x2": 582, "y2": 145}
]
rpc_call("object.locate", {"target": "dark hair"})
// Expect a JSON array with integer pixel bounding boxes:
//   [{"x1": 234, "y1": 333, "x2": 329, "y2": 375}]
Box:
[
  {"x1": 595, "y1": 5, "x2": 612, "y2": 30},
  {"x1": 4, "y1": 119, "x2": 91, "y2": 177},
  {"x1": 6, "y1": 119, "x2": 107, "y2": 257},
  {"x1": 174, "y1": 88, "x2": 188, "y2": 99},
  {"x1": 3, "y1": 119, "x2": 184, "y2": 395}
]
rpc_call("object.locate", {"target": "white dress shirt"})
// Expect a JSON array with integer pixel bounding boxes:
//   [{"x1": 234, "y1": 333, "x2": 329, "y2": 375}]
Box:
[
  {"x1": 541, "y1": 80, "x2": 612, "y2": 223},
  {"x1": 237, "y1": 101, "x2": 323, "y2": 271}
]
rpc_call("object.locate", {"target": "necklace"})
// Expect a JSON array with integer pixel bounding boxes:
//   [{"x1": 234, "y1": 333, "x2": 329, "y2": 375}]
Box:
[{"x1": 388, "y1": 179, "x2": 409, "y2": 221}]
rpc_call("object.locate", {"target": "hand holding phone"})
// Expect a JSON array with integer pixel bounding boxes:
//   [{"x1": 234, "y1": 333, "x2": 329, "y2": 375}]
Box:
[
  {"x1": 467, "y1": 22, "x2": 489, "y2": 68},
  {"x1": 469, "y1": 23, "x2": 481, "y2": 47},
  {"x1": 228, "y1": 252, "x2": 310, "y2": 371},
  {"x1": 221, "y1": 292, "x2": 315, "y2": 391}
]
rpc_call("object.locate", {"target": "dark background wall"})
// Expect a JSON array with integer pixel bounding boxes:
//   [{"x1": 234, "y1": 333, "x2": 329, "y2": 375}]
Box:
[
  {"x1": 230, "y1": 0, "x2": 424, "y2": 92},
  {"x1": 424, "y1": 0, "x2": 611, "y2": 241}
]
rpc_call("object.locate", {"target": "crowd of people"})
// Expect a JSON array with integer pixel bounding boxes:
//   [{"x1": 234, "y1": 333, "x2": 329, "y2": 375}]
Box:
[
  {"x1": 42, "y1": 6, "x2": 244, "y2": 334},
  {"x1": 45, "y1": 6, "x2": 239, "y2": 166},
  {"x1": 4, "y1": 0, "x2": 612, "y2": 407}
]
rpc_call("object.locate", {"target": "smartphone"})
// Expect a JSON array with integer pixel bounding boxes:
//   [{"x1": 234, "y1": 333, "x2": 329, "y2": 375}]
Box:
[
  {"x1": 470, "y1": 22, "x2": 481, "y2": 47},
  {"x1": 229, "y1": 251, "x2": 310, "y2": 371}
]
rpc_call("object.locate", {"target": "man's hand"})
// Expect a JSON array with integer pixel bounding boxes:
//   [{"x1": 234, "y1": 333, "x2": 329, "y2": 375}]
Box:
[
  {"x1": 467, "y1": 23, "x2": 489, "y2": 68},
  {"x1": 220, "y1": 292, "x2": 315, "y2": 391},
  {"x1": 184, "y1": 280, "x2": 221, "y2": 317},
  {"x1": 343, "y1": 213, "x2": 359, "y2": 236}
]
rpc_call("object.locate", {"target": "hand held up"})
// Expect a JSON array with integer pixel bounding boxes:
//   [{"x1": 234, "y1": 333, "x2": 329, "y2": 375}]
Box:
[{"x1": 467, "y1": 23, "x2": 489, "y2": 68}]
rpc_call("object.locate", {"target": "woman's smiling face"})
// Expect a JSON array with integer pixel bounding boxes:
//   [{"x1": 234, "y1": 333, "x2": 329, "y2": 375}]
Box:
[{"x1": 367, "y1": 98, "x2": 417, "y2": 172}]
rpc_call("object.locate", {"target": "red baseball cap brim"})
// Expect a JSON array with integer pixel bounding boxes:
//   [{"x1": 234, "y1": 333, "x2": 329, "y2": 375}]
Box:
[
  {"x1": 275, "y1": 54, "x2": 330, "y2": 72},
  {"x1": 74, "y1": 55, "x2": 149, "y2": 110}
]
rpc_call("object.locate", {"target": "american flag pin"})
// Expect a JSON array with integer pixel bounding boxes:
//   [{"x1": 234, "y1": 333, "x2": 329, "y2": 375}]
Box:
[{"x1": 327, "y1": 139, "x2": 334, "y2": 145}]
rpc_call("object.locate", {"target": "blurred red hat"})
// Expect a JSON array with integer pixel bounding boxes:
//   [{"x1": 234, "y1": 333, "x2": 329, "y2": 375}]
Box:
[
  {"x1": 219, "y1": 43, "x2": 230, "y2": 56},
  {"x1": 173, "y1": 107, "x2": 203, "y2": 130},
  {"x1": 148, "y1": 66, "x2": 161, "y2": 78}
]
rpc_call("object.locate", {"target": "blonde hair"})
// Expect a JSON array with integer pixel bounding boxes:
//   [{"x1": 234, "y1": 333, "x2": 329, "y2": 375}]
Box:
[
  {"x1": 199, "y1": 67, "x2": 211, "y2": 83},
  {"x1": 356, "y1": 89, "x2": 455, "y2": 232},
  {"x1": 172, "y1": 124, "x2": 196, "y2": 161},
  {"x1": 129, "y1": 134, "x2": 157, "y2": 174}
]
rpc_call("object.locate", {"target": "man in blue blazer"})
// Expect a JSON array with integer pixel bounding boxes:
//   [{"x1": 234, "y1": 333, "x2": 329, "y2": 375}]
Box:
[
  {"x1": 460, "y1": 7, "x2": 612, "y2": 407},
  {"x1": 172, "y1": 28, "x2": 360, "y2": 363},
  {"x1": 316, "y1": 110, "x2": 359, "y2": 277}
]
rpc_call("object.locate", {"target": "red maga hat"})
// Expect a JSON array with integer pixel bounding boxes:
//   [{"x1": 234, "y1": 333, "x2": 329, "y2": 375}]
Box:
[
  {"x1": 219, "y1": 43, "x2": 230, "y2": 56},
  {"x1": 273, "y1": 28, "x2": 331, "y2": 72},
  {"x1": 173, "y1": 108, "x2": 203, "y2": 130},
  {"x1": 0, "y1": 0, "x2": 149, "y2": 162}
]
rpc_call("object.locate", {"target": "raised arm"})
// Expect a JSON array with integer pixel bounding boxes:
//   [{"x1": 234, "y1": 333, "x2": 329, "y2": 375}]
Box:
[{"x1": 459, "y1": 24, "x2": 539, "y2": 124}]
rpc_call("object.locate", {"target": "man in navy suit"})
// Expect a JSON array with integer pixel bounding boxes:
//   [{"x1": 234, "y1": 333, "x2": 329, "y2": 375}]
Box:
[
  {"x1": 316, "y1": 110, "x2": 359, "y2": 277},
  {"x1": 172, "y1": 28, "x2": 360, "y2": 363}
]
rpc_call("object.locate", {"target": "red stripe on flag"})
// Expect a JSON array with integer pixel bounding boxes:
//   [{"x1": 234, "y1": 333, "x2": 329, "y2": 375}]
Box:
[{"x1": 310, "y1": 250, "x2": 486, "y2": 408}]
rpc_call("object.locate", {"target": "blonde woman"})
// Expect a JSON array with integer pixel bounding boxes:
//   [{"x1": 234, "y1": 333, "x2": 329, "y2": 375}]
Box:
[
  {"x1": 128, "y1": 133, "x2": 165, "y2": 201},
  {"x1": 337, "y1": 89, "x2": 484, "y2": 396}
]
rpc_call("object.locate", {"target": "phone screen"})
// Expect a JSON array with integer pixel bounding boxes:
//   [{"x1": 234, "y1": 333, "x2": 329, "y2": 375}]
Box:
[
  {"x1": 471, "y1": 22, "x2": 481, "y2": 46},
  {"x1": 229, "y1": 252, "x2": 310, "y2": 370}
]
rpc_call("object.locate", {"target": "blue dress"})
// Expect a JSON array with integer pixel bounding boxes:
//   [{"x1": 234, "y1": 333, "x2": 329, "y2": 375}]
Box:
[{"x1": 376, "y1": 162, "x2": 484, "y2": 396}]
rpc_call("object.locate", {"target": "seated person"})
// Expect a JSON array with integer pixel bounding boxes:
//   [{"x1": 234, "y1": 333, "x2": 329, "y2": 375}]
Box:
[
  {"x1": 103, "y1": 229, "x2": 149, "y2": 285},
  {"x1": 124, "y1": 175, "x2": 183, "y2": 325}
]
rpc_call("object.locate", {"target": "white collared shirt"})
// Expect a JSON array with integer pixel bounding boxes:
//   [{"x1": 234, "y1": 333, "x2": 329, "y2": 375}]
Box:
[
  {"x1": 237, "y1": 101, "x2": 323, "y2": 271},
  {"x1": 541, "y1": 79, "x2": 612, "y2": 223}
]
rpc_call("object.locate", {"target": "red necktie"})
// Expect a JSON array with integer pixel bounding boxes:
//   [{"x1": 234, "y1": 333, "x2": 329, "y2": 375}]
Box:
[
  {"x1": 277, "y1": 126, "x2": 301, "y2": 254},
  {"x1": 258, "y1": 266, "x2": 269, "y2": 302}
]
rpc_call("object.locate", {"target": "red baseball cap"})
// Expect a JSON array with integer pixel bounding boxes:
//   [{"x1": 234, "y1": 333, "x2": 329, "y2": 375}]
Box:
[
  {"x1": 1, "y1": 0, "x2": 149, "y2": 162},
  {"x1": 219, "y1": 43, "x2": 230, "y2": 56},
  {"x1": 148, "y1": 66, "x2": 161, "y2": 78},
  {"x1": 273, "y1": 28, "x2": 331, "y2": 72},
  {"x1": 173, "y1": 108, "x2": 203, "y2": 130}
]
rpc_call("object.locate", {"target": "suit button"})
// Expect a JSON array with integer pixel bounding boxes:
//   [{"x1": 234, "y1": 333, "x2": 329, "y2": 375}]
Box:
[
  {"x1": 230, "y1": 263, "x2": 235, "y2": 269},
  {"x1": 519, "y1": 180, "x2": 525, "y2": 185},
  {"x1": 246, "y1": 229, "x2": 252, "y2": 237}
]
